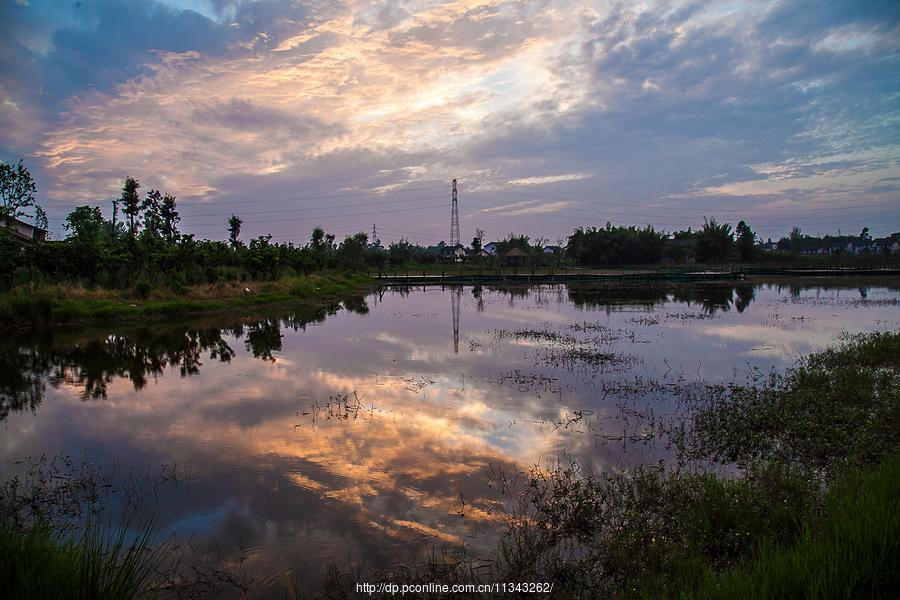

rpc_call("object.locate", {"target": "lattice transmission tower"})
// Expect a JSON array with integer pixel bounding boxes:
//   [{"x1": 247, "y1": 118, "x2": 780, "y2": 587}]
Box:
[{"x1": 449, "y1": 178, "x2": 460, "y2": 247}]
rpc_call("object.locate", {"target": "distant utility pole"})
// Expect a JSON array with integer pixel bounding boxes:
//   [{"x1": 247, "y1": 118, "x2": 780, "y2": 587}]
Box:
[
  {"x1": 372, "y1": 223, "x2": 377, "y2": 244},
  {"x1": 450, "y1": 178, "x2": 460, "y2": 247}
]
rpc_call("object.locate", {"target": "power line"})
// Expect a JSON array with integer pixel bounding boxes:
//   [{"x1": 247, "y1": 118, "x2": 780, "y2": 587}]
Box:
[
  {"x1": 490, "y1": 188, "x2": 899, "y2": 216},
  {"x1": 37, "y1": 183, "x2": 445, "y2": 209},
  {"x1": 175, "y1": 194, "x2": 447, "y2": 220},
  {"x1": 179, "y1": 202, "x2": 447, "y2": 227}
]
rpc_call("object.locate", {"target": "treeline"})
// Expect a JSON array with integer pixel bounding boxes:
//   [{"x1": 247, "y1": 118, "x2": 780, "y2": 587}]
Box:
[
  {"x1": 2, "y1": 161, "x2": 897, "y2": 292},
  {"x1": 0, "y1": 174, "x2": 394, "y2": 292},
  {"x1": 567, "y1": 218, "x2": 756, "y2": 265}
]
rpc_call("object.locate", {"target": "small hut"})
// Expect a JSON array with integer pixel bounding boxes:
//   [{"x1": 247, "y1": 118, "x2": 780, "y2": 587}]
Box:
[{"x1": 504, "y1": 247, "x2": 528, "y2": 267}]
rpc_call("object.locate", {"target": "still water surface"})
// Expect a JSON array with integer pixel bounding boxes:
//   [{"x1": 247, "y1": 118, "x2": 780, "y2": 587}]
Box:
[{"x1": 2, "y1": 280, "x2": 898, "y2": 593}]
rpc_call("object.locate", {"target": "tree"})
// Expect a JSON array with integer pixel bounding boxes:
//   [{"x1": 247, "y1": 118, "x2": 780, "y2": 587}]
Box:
[
  {"x1": 736, "y1": 220, "x2": 756, "y2": 262},
  {"x1": 247, "y1": 235, "x2": 279, "y2": 279},
  {"x1": 336, "y1": 232, "x2": 368, "y2": 269},
  {"x1": 860, "y1": 226, "x2": 871, "y2": 240},
  {"x1": 0, "y1": 159, "x2": 40, "y2": 223},
  {"x1": 789, "y1": 226, "x2": 803, "y2": 255},
  {"x1": 120, "y1": 177, "x2": 141, "y2": 236},
  {"x1": 388, "y1": 238, "x2": 414, "y2": 265},
  {"x1": 228, "y1": 214, "x2": 243, "y2": 248},
  {"x1": 696, "y1": 217, "x2": 733, "y2": 262},
  {"x1": 495, "y1": 233, "x2": 530, "y2": 255},
  {"x1": 64, "y1": 205, "x2": 107, "y2": 282},
  {"x1": 142, "y1": 189, "x2": 164, "y2": 239},
  {"x1": 471, "y1": 235, "x2": 482, "y2": 254},
  {"x1": 65, "y1": 206, "x2": 105, "y2": 241},
  {"x1": 160, "y1": 193, "x2": 179, "y2": 244},
  {"x1": 33, "y1": 206, "x2": 48, "y2": 235},
  {"x1": 567, "y1": 224, "x2": 664, "y2": 266}
]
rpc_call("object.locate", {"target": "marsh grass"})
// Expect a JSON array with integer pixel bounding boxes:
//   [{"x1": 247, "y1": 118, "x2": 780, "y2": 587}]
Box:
[
  {"x1": 0, "y1": 271, "x2": 372, "y2": 328},
  {"x1": 0, "y1": 454, "x2": 248, "y2": 599},
  {"x1": 689, "y1": 454, "x2": 900, "y2": 599},
  {"x1": 495, "y1": 459, "x2": 815, "y2": 598},
  {"x1": 676, "y1": 331, "x2": 900, "y2": 474},
  {"x1": 0, "y1": 514, "x2": 171, "y2": 600}
]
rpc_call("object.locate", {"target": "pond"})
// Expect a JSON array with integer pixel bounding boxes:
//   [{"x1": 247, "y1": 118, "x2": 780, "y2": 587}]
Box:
[{"x1": 2, "y1": 279, "x2": 898, "y2": 596}]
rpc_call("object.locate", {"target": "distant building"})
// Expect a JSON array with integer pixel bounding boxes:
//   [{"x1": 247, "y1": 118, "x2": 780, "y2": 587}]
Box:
[
  {"x1": 874, "y1": 235, "x2": 900, "y2": 254},
  {"x1": 503, "y1": 247, "x2": 528, "y2": 267},
  {"x1": 442, "y1": 243, "x2": 466, "y2": 261},
  {"x1": 483, "y1": 241, "x2": 499, "y2": 255},
  {"x1": 543, "y1": 245, "x2": 562, "y2": 254},
  {"x1": 1, "y1": 215, "x2": 47, "y2": 243}
]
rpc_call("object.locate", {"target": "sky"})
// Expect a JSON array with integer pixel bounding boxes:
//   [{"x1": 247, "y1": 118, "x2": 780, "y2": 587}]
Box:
[{"x1": 1, "y1": 0, "x2": 898, "y2": 245}]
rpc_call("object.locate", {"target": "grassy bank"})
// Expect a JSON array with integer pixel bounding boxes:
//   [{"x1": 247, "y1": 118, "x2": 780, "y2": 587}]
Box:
[
  {"x1": 0, "y1": 271, "x2": 373, "y2": 328},
  {"x1": 691, "y1": 454, "x2": 900, "y2": 599},
  {"x1": 0, "y1": 519, "x2": 168, "y2": 600}
]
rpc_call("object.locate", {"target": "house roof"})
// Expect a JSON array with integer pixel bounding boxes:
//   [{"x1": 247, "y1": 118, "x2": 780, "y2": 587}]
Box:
[
  {"x1": 504, "y1": 247, "x2": 528, "y2": 257},
  {"x1": 1, "y1": 214, "x2": 47, "y2": 242}
]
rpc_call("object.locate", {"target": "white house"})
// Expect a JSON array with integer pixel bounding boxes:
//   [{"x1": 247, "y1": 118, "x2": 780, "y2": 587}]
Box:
[{"x1": 1, "y1": 215, "x2": 47, "y2": 243}]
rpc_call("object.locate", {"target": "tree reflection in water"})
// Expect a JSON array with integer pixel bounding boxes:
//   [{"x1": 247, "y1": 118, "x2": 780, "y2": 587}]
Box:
[
  {"x1": 0, "y1": 296, "x2": 371, "y2": 420},
  {"x1": 3, "y1": 281, "x2": 859, "y2": 421}
]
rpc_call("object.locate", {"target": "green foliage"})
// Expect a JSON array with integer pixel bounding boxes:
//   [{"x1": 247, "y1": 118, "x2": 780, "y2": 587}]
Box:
[
  {"x1": 119, "y1": 177, "x2": 141, "y2": 237},
  {"x1": 247, "y1": 235, "x2": 279, "y2": 280},
  {"x1": 4, "y1": 169, "x2": 893, "y2": 304},
  {"x1": 735, "y1": 220, "x2": 756, "y2": 261},
  {"x1": 0, "y1": 516, "x2": 170, "y2": 600},
  {"x1": 696, "y1": 217, "x2": 734, "y2": 262},
  {"x1": 0, "y1": 159, "x2": 39, "y2": 222},
  {"x1": 567, "y1": 223, "x2": 664, "y2": 266},
  {"x1": 690, "y1": 455, "x2": 900, "y2": 599},
  {"x1": 65, "y1": 206, "x2": 105, "y2": 241},
  {"x1": 501, "y1": 460, "x2": 814, "y2": 598},
  {"x1": 494, "y1": 233, "x2": 530, "y2": 255},
  {"x1": 678, "y1": 331, "x2": 900, "y2": 473},
  {"x1": 228, "y1": 214, "x2": 242, "y2": 248},
  {"x1": 0, "y1": 229, "x2": 21, "y2": 289},
  {"x1": 336, "y1": 232, "x2": 368, "y2": 269},
  {"x1": 134, "y1": 279, "x2": 152, "y2": 299},
  {"x1": 160, "y1": 193, "x2": 179, "y2": 243}
]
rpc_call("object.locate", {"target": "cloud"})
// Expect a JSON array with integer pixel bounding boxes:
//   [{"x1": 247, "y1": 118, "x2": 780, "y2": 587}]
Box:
[
  {"x1": 469, "y1": 199, "x2": 576, "y2": 217},
  {"x1": 508, "y1": 173, "x2": 592, "y2": 186},
  {"x1": 2, "y1": 0, "x2": 899, "y2": 240}
]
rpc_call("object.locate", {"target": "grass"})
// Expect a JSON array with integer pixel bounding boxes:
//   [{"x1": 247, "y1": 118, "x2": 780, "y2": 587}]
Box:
[
  {"x1": 493, "y1": 460, "x2": 816, "y2": 599},
  {"x1": 677, "y1": 331, "x2": 900, "y2": 473},
  {"x1": 689, "y1": 455, "x2": 900, "y2": 599},
  {"x1": 0, "y1": 271, "x2": 373, "y2": 328},
  {"x1": 0, "y1": 515, "x2": 171, "y2": 600}
]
